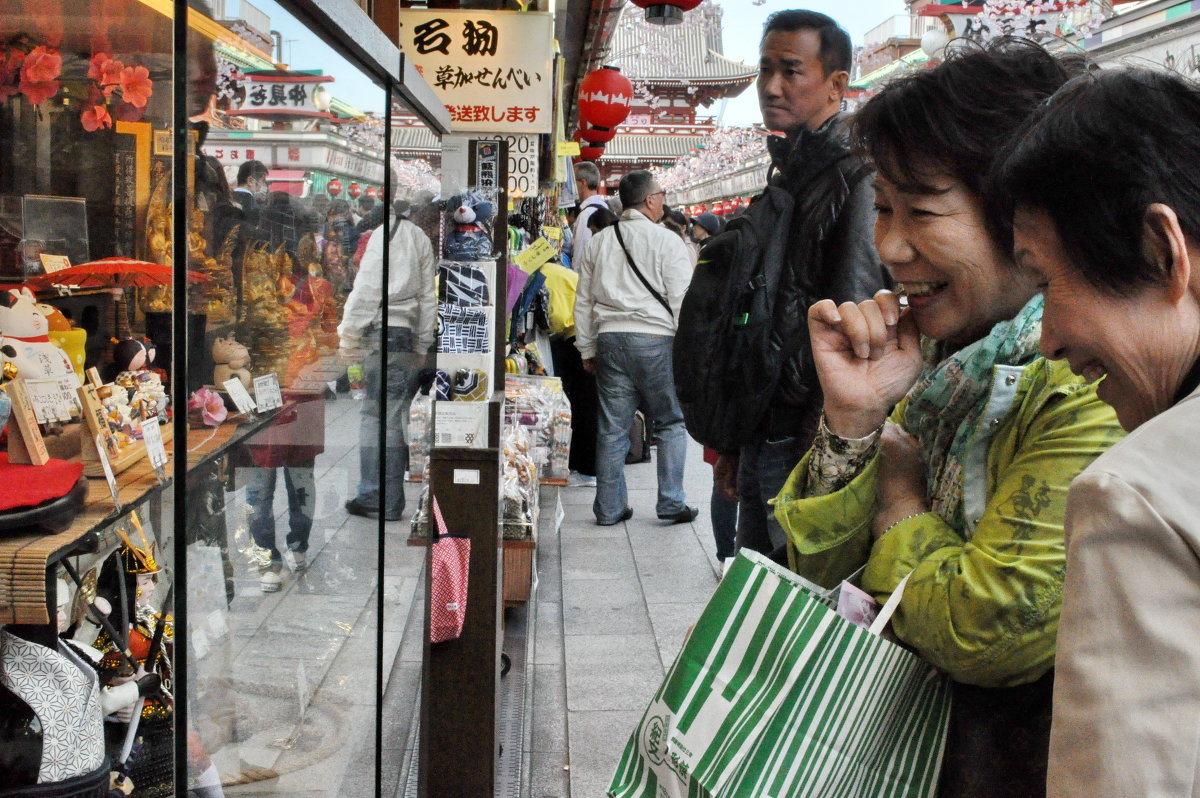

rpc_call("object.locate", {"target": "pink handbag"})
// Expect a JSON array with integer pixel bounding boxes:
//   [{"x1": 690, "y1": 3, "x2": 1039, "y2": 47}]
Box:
[{"x1": 429, "y1": 498, "x2": 470, "y2": 643}]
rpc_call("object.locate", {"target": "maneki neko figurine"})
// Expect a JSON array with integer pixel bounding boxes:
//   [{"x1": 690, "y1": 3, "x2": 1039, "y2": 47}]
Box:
[{"x1": 0, "y1": 287, "x2": 80, "y2": 389}]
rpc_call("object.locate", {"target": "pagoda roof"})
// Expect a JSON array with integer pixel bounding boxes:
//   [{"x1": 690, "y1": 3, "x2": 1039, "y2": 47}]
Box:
[
  {"x1": 606, "y1": 2, "x2": 757, "y2": 85},
  {"x1": 603, "y1": 133, "x2": 706, "y2": 162}
]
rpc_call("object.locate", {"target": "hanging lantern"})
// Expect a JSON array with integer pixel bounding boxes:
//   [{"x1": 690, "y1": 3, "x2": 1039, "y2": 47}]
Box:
[
  {"x1": 348, "y1": 182, "x2": 362, "y2": 199},
  {"x1": 365, "y1": 186, "x2": 379, "y2": 199},
  {"x1": 630, "y1": 0, "x2": 702, "y2": 26},
  {"x1": 327, "y1": 179, "x2": 342, "y2": 197},
  {"x1": 578, "y1": 66, "x2": 633, "y2": 130},
  {"x1": 580, "y1": 121, "x2": 617, "y2": 145},
  {"x1": 573, "y1": 131, "x2": 606, "y2": 162}
]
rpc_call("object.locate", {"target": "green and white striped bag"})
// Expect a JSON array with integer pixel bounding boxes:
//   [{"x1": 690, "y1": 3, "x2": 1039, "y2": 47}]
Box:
[{"x1": 608, "y1": 550, "x2": 951, "y2": 798}]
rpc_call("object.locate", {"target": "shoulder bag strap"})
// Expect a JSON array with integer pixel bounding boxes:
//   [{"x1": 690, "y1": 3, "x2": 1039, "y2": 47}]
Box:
[{"x1": 614, "y1": 222, "x2": 673, "y2": 318}]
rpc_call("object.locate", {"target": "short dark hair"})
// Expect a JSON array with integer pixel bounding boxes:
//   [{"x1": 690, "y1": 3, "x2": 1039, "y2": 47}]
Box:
[
  {"x1": 236, "y1": 159, "x2": 268, "y2": 185},
  {"x1": 852, "y1": 38, "x2": 1081, "y2": 200},
  {"x1": 574, "y1": 161, "x2": 601, "y2": 191},
  {"x1": 618, "y1": 170, "x2": 658, "y2": 208},
  {"x1": 587, "y1": 207, "x2": 618, "y2": 232},
  {"x1": 993, "y1": 69, "x2": 1200, "y2": 294},
  {"x1": 762, "y1": 10, "x2": 851, "y2": 75},
  {"x1": 357, "y1": 195, "x2": 376, "y2": 212}
]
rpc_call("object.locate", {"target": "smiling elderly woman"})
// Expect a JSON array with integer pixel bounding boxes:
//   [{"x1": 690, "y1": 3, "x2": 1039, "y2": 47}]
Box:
[
  {"x1": 995, "y1": 68, "x2": 1200, "y2": 798},
  {"x1": 770, "y1": 40, "x2": 1125, "y2": 797}
]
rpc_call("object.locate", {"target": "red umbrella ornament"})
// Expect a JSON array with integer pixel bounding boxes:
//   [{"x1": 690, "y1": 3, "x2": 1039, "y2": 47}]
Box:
[{"x1": 26, "y1": 257, "x2": 210, "y2": 340}]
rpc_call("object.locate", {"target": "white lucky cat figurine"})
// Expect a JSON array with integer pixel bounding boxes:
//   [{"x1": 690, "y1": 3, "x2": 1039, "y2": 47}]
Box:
[{"x1": 0, "y1": 287, "x2": 80, "y2": 386}]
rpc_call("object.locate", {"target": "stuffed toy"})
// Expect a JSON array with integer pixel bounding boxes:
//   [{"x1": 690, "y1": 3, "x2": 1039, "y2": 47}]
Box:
[
  {"x1": 212, "y1": 336, "x2": 251, "y2": 390},
  {"x1": 444, "y1": 192, "x2": 495, "y2": 262}
]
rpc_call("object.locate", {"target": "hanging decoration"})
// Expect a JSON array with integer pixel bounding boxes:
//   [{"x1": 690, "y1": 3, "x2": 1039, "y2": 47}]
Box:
[
  {"x1": 579, "y1": 122, "x2": 618, "y2": 145},
  {"x1": 577, "y1": 66, "x2": 633, "y2": 131},
  {"x1": 365, "y1": 186, "x2": 379, "y2": 199},
  {"x1": 630, "y1": 0, "x2": 703, "y2": 26},
  {"x1": 348, "y1": 183, "x2": 362, "y2": 199},
  {"x1": 952, "y1": 1, "x2": 1108, "y2": 44},
  {"x1": 327, "y1": 179, "x2": 342, "y2": 197},
  {"x1": 651, "y1": 127, "x2": 767, "y2": 194},
  {"x1": 573, "y1": 131, "x2": 605, "y2": 162}
]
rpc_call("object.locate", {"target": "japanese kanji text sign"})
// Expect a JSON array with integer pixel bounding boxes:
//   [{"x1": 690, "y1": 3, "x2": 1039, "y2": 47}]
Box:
[{"x1": 400, "y1": 10, "x2": 553, "y2": 134}]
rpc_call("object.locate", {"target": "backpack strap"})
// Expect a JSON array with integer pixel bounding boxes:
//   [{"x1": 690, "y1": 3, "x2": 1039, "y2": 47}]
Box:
[{"x1": 614, "y1": 222, "x2": 673, "y2": 318}]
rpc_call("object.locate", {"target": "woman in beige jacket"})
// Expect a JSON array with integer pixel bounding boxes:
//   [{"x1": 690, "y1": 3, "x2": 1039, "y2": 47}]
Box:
[{"x1": 998, "y1": 68, "x2": 1200, "y2": 796}]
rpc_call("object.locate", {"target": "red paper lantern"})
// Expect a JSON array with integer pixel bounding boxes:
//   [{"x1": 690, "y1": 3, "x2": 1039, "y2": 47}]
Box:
[
  {"x1": 365, "y1": 186, "x2": 379, "y2": 199},
  {"x1": 573, "y1": 131, "x2": 606, "y2": 162},
  {"x1": 327, "y1": 179, "x2": 342, "y2": 197},
  {"x1": 578, "y1": 66, "x2": 633, "y2": 131},
  {"x1": 630, "y1": 0, "x2": 702, "y2": 25},
  {"x1": 580, "y1": 121, "x2": 617, "y2": 145},
  {"x1": 348, "y1": 182, "x2": 362, "y2": 199}
]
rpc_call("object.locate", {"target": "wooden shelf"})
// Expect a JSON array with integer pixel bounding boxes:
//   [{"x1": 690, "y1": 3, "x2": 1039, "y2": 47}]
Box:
[{"x1": 0, "y1": 411, "x2": 277, "y2": 626}]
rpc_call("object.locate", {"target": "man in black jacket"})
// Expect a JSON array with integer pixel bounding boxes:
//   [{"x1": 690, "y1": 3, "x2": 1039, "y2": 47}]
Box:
[{"x1": 715, "y1": 10, "x2": 887, "y2": 562}]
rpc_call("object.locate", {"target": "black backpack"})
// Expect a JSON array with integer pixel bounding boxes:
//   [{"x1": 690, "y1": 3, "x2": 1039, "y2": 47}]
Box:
[{"x1": 672, "y1": 186, "x2": 794, "y2": 453}]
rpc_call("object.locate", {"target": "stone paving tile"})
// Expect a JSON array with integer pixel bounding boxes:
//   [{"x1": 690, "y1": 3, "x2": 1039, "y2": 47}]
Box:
[
  {"x1": 560, "y1": 536, "x2": 638, "y2": 581},
  {"x1": 531, "y1": 663, "x2": 568, "y2": 753},
  {"x1": 567, "y1": 710, "x2": 644, "y2": 798},
  {"x1": 530, "y1": 750, "x2": 571, "y2": 798},
  {"x1": 564, "y1": 634, "x2": 664, "y2": 712},
  {"x1": 533, "y1": 600, "x2": 564, "y2": 665},
  {"x1": 636, "y1": 553, "x2": 720, "y2": 604},
  {"x1": 646, "y1": 602, "x2": 707, "y2": 670},
  {"x1": 562, "y1": 577, "x2": 653, "y2": 637}
]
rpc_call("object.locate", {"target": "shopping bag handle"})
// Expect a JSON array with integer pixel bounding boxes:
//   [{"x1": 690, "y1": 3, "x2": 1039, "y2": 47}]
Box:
[{"x1": 868, "y1": 571, "x2": 913, "y2": 637}]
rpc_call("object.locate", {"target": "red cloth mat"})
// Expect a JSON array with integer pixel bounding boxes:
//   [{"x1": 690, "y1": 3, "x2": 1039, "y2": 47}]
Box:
[{"x1": 0, "y1": 454, "x2": 86, "y2": 512}]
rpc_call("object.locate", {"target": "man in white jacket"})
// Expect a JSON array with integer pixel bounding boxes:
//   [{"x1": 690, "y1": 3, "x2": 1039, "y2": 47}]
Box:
[
  {"x1": 574, "y1": 170, "x2": 697, "y2": 526},
  {"x1": 338, "y1": 204, "x2": 436, "y2": 521}
]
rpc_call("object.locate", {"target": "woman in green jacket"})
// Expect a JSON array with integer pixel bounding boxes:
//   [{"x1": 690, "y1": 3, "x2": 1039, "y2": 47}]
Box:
[{"x1": 771, "y1": 41, "x2": 1124, "y2": 797}]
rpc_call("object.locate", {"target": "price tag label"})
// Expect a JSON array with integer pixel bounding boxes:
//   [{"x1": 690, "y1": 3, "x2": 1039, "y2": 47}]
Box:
[
  {"x1": 434, "y1": 402, "x2": 489, "y2": 449},
  {"x1": 39, "y1": 254, "x2": 71, "y2": 274},
  {"x1": 557, "y1": 140, "x2": 581, "y2": 157},
  {"x1": 222, "y1": 378, "x2": 257, "y2": 414},
  {"x1": 24, "y1": 377, "x2": 76, "y2": 424},
  {"x1": 95, "y1": 434, "x2": 120, "y2": 510},
  {"x1": 513, "y1": 237, "x2": 556, "y2": 274},
  {"x1": 253, "y1": 373, "x2": 284, "y2": 412},
  {"x1": 543, "y1": 225, "x2": 561, "y2": 241},
  {"x1": 141, "y1": 420, "x2": 168, "y2": 478}
]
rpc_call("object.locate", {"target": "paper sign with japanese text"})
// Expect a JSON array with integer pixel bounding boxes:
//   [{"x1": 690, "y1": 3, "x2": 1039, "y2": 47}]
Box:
[
  {"x1": 141, "y1": 419, "x2": 168, "y2": 476},
  {"x1": 253, "y1": 373, "x2": 284, "y2": 412},
  {"x1": 556, "y1": 141, "x2": 580, "y2": 158},
  {"x1": 399, "y1": 10, "x2": 554, "y2": 134},
  {"x1": 39, "y1": 254, "x2": 71, "y2": 273},
  {"x1": 514, "y1": 237, "x2": 556, "y2": 274},
  {"x1": 222, "y1": 378, "x2": 257, "y2": 415},
  {"x1": 96, "y1": 435, "x2": 120, "y2": 509}
]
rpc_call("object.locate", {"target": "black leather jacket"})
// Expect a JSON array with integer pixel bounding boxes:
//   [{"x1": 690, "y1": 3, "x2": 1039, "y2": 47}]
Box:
[{"x1": 762, "y1": 113, "x2": 889, "y2": 442}]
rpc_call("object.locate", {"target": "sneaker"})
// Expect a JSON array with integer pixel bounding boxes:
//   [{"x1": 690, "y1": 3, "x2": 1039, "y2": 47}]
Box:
[
  {"x1": 658, "y1": 505, "x2": 699, "y2": 524},
  {"x1": 567, "y1": 471, "x2": 597, "y2": 488},
  {"x1": 290, "y1": 550, "x2": 307, "y2": 572},
  {"x1": 260, "y1": 563, "x2": 282, "y2": 593},
  {"x1": 596, "y1": 506, "x2": 633, "y2": 526}
]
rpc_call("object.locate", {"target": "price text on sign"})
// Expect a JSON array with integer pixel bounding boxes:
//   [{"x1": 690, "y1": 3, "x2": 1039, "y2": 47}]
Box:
[
  {"x1": 502, "y1": 134, "x2": 538, "y2": 196},
  {"x1": 253, "y1": 373, "x2": 284, "y2": 412},
  {"x1": 141, "y1": 420, "x2": 168, "y2": 472},
  {"x1": 223, "y1": 378, "x2": 257, "y2": 414},
  {"x1": 514, "y1": 237, "x2": 556, "y2": 274}
]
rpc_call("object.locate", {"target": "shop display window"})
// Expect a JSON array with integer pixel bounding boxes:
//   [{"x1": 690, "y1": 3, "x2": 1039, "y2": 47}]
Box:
[{"x1": 0, "y1": 0, "x2": 445, "y2": 794}]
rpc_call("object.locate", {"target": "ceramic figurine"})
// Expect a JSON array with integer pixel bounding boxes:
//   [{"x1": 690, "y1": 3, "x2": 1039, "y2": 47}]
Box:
[
  {"x1": 0, "y1": 287, "x2": 79, "y2": 387},
  {"x1": 211, "y1": 336, "x2": 251, "y2": 390}
]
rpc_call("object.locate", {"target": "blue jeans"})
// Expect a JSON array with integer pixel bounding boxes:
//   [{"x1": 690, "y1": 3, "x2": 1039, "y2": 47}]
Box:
[
  {"x1": 245, "y1": 463, "x2": 315, "y2": 561},
  {"x1": 593, "y1": 332, "x2": 689, "y2": 523},
  {"x1": 358, "y1": 327, "x2": 419, "y2": 517},
  {"x1": 736, "y1": 436, "x2": 806, "y2": 562}
]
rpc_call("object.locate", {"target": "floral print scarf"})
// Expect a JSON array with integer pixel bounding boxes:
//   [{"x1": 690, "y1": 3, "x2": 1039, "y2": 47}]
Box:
[{"x1": 901, "y1": 294, "x2": 1044, "y2": 533}]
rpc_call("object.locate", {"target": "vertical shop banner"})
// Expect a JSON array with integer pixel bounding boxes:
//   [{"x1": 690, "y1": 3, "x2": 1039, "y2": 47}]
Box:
[{"x1": 399, "y1": 10, "x2": 554, "y2": 134}]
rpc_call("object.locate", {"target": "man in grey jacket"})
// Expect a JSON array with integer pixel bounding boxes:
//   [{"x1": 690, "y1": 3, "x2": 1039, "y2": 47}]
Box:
[
  {"x1": 715, "y1": 10, "x2": 887, "y2": 561},
  {"x1": 575, "y1": 170, "x2": 697, "y2": 526}
]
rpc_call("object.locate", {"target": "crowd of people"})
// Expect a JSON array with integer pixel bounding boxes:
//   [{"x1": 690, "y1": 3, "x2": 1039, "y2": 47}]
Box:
[{"x1": 563, "y1": 8, "x2": 1200, "y2": 797}]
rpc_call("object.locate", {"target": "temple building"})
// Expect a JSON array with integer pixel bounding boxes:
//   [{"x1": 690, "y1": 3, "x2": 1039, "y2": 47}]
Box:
[{"x1": 593, "y1": 1, "x2": 756, "y2": 190}]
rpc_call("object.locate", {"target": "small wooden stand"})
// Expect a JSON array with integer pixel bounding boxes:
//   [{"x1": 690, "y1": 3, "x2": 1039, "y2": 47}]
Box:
[
  {"x1": 6, "y1": 379, "x2": 50, "y2": 466},
  {"x1": 79, "y1": 422, "x2": 174, "y2": 478}
]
